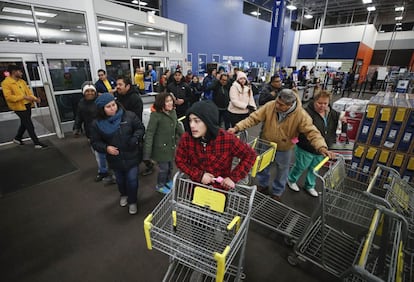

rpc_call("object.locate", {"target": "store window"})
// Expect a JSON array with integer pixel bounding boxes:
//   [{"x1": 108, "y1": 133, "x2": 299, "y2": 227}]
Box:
[
  {"x1": 169, "y1": 32, "x2": 183, "y2": 53},
  {"x1": 35, "y1": 7, "x2": 87, "y2": 45},
  {"x1": 47, "y1": 59, "x2": 92, "y2": 91},
  {"x1": 0, "y1": 3, "x2": 39, "y2": 43},
  {"x1": 104, "y1": 60, "x2": 131, "y2": 80},
  {"x1": 97, "y1": 17, "x2": 127, "y2": 48},
  {"x1": 128, "y1": 24, "x2": 166, "y2": 51},
  {"x1": 243, "y1": 1, "x2": 272, "y2": 22}
]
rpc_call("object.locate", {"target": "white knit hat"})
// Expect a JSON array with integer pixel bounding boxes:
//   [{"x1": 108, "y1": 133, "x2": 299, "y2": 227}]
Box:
[{"x1": 82, "y1": 83, "x2": 96, "y2": 94}]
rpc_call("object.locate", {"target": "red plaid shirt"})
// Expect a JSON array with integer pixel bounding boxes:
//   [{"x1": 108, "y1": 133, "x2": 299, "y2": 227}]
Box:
[{"x1": 175, "y1": 129, "x2": 257, "y2": 184}]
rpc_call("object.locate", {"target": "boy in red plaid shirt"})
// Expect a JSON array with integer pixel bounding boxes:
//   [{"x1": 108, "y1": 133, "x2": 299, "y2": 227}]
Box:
[{"x1": 175, "y1": 101, "x2": 256, "y2": 189}]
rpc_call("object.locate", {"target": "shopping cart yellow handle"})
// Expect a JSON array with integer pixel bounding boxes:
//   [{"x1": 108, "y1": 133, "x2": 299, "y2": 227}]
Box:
[
  {"x1": 172, "y1": 210, "x2": 177, "y2": 231},
  {"x1": 313, "y1": 156, "x2": 330, "y2": 172},
  {"x1": 227, "y1": 216, "x2": 241, "y2": 233},
  {"x1": 366, "y1": 166, "x2": 381, "y2": 193},
  {"x1": 358, "y1": 209, "x2": 381, "y2": 267},
  {"x1": 396, "y1": 241, "x2": 404, "y2": 282},
  {"x1": 214, "y1": 246, "x2": 230, "y2": 282},
  {"x1": 144, "y1": 214, "x2": 154, "y2": 250}
]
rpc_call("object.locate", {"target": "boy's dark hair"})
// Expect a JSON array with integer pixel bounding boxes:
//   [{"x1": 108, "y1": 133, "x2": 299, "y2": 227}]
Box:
[
  {"x1": 116, "y1": 75, "x2": 132, "y2": 86},
  {"x1": 153, "y1": 92, "x2": 174, "y2": 112},
  {"x1": 97, "y1": 69, "x2": 106, "y2": 74}
]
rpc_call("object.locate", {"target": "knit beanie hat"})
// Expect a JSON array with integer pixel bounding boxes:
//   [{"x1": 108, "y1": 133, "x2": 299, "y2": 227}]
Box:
[
  {"x1": 81, "y1": 81, "x2": 96, "y2": 95},
  {"x1": 95, "y1": 93, "x2": 114, "y2": 108},
  {"x1": 236, "y1": 71, "x2": 248, "y2": 81},
  {"x1": 186, "y1": 100, "x2": 220, "y2": 140}
]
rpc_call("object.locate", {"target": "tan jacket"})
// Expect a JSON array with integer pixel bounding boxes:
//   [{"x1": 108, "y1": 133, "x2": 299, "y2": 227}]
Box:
[
  {"x1": 235, "y1": 97, "x2": 327, "y2": 152},
  {"x1": 227, "y1": 81, "x2": 256, "y2": 114},
  {"x1": 1, "y1": 76, "x2": 35, "y2": 111}
]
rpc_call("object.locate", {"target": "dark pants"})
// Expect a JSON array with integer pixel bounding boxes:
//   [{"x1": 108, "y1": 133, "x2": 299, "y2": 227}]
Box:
[
  {"x1": 218, "y1": 109, "x2": 231, "y2": 129},
  {"x1": 14, "y1": 104, "x2": 39, "y2": 144},
  {"x1": 114, "y1": 165, "x2": 138, "y2": 204},
  {"x1": 228, "y1": 112, "x2": 249, "y2": 128}
]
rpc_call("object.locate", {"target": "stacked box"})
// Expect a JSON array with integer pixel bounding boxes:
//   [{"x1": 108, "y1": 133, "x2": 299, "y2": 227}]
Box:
[{"x1": 352, "y1": 92, "x2": 414, "y2": 185}]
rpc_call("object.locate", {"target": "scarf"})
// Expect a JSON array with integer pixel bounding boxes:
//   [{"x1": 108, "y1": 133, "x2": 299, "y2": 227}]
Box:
[
  {"x1": 278, "y1": 101, "x2": 297, "y2": 122},
  {"x1": 96, "y1": 109, "x2": 124, "y2": 135}
]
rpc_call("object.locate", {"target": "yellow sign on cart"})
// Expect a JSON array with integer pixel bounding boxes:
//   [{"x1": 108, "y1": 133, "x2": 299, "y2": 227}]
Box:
[{"x1": 192, "y1": 186, "x2": 226, "y2": 213}]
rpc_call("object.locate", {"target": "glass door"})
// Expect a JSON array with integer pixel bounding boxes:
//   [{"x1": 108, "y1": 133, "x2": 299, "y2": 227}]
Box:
[{"x1": 0, "y1": 54, "x2": 56, "y2": 145}]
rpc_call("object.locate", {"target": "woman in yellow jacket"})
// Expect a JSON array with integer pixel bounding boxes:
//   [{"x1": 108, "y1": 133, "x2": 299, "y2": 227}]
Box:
[
  {"x1": 1, "y1": 65, "x2": 47, "y2": 148},
  {"x1": 134, "y1": 67, "x2": 145, "y2": 94}
]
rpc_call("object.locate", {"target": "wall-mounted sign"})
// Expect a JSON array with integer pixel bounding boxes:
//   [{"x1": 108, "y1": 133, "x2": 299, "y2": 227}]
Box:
[
  {"x1": 212, "y1": 54, "x2": 220, "y2": 63},
  {"x1": 198, "y1": 53, "x2": 207, "y2": 75},
  {"x1": 222, "y1": 55, "x2": 244, "y2": 61}
]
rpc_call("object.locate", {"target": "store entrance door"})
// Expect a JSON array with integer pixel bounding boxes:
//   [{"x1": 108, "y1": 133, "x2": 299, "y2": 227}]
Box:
[{"x1": 0, "y1": 54, "x2": 56, "y2": 145}]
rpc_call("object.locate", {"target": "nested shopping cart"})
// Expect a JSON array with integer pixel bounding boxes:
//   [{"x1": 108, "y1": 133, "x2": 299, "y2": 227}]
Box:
[
  {"x1": 143, "y1": 172, "x2": 256, "y2": 282},
  {"x1": 288, "y1": 156, "x2": 409, "y2": 281},
  {"x1": 235, "y1": 133, "x2": 311, "y2": 244}
]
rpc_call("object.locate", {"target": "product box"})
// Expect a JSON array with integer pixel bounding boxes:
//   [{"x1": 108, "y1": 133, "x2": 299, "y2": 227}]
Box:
[
  {"x1": 356, "y1": 118, "x2": 373, "y2": 143},
  {"x1": 397, "y1": 110, "x2": 414, "y2": 153},
  {"x1": 359, "y1": 147, "x2": 378, "y2": 183},
  {"x1": 401, "y1": 156, "x2": 414, "y2": 184},
  {"x1": 383, "y1": 107, "x2": 409, "y2": 150},
  {"x1": 371, "y1": 107, "x2": 393, "y2": 146},
  {"x1": 376, "y1": 149, "x2": 392, "y2": 166},
  {"x1": 349, "y1": 145, "x2": 365, "y2": 179},
  {"x1": 390, "y1": 152, "x2": 406, "y2": 175}
]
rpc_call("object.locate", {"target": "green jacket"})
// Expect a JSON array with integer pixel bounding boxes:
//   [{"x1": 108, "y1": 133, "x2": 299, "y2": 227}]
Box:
[{"x1": 143, "y1": 110, "x2": 184, "y2": 162}]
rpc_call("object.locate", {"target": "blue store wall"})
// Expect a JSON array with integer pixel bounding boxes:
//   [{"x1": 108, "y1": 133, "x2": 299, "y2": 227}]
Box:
[{"x1": 163, "y1": 0, "x2": 294, "y2": 74}]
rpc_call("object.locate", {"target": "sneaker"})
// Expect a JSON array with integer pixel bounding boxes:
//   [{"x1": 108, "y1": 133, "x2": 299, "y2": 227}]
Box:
[
  {"x1": 102, "y1": 175, "x2": 116, "y2": 184},
  {"x1": 13, "y1": 138, "x2": 24, "y2": 145},
  {"x1": 164, "y1": 180, "x2": 173, "y2": 190},
  {"x1": 95, "y1": 173, "x2": 109, "y2": 182},
  {"x1": 129, "y1": 203, "x2": 137, "y2": 215},
  {"x1": 155, "y1": 185, "x2": 170, "y2": 194},
  {"x1": 257, "y1": 185, "x2": 269, "y2": 194},
  {"x1": 34, "y1": 142, "x2": 48, "y2": 149},
  {"x1": 306, "y1": 188, "x2": 319, "y2": 197},
  {"x1": 119, "y1": 196, "x2": 128, "y2": 207},
  {"x1": 287, "y1": 181, "x2": 300, "y2": 192}
]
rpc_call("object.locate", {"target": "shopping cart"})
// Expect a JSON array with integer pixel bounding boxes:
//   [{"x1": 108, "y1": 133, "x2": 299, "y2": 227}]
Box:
[
  {"x1": 144, "y1": 172, "x2": 256, "y2": 282},
  {"x1": 288, "y1": 156, "x2": 409, "y2": 281}
]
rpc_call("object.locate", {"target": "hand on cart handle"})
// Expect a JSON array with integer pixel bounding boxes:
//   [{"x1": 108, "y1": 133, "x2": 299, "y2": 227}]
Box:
[{"x1": 319, "y1": 147, "x2": 337, "y2": 159}]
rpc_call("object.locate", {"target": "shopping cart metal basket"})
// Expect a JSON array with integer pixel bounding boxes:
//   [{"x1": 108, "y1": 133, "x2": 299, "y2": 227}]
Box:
[
  {"x1": 144, "y1": 173, "x2": 256, "y2": 282},
  {"x1": 289, "y1": 156, "x2": 409, "y2": 281}
]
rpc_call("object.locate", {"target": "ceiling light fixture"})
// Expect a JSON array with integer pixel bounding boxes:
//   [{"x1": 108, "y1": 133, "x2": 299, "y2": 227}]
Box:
[
  {"x1": 304, "y1": 14, "x2": 313, "y2": 19},
  {"x1": 131, "y1": 0, "x2": 139, "y2": 4},
  {"x1": 98, "y1": 20, "x2": 125, "y2": 27},
  {"x1": 396, "y1": 27, "x2": 402, "y2": 30},
  {"x1": 362, "y1": 0, "x2": 372, "y2": 4},
  {"x1": 0, "y1": 15, "x2": 46, "y2": 23},
  {"x1": 367, "y1": 6, "x2": 376, "y2": 11},
  {"x1": 396, "y1": 22, "x2": 402, "y2": 26},
  {"x1": 251, "y1": 11, "x2": 261, "y2": 16},
  {"x1": 286, "y1": 5, "x2": 297, "y2": 11},
  {"x1": 395, "y1": 16, "x2": 403, "y2": 21},
  {"x1": 395, "y1": 6, "x2": 404, "y2": 12},
  {"x1": 139, "y1": 1, "x2": 148, "y2": 6}
]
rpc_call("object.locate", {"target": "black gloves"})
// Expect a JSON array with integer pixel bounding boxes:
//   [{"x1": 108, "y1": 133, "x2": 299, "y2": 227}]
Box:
[{"x1": 246, "y1": 105, "x2": 256, "y2": 112}]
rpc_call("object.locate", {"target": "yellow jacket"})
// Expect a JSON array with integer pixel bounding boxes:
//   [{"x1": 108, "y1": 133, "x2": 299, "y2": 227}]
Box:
[
  {"x1": 134, "y1": 73, "x2": 144, "y2": 90},
  {"x1": 1, "y1": 76, "x2": 35, "y2": 111}
]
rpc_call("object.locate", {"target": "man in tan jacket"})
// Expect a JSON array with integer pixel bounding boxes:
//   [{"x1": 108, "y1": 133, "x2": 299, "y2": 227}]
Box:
[
  {"x1": 2, "y1": 65, "x2": 47, "y2": 148},
  {"x1": 228, "y1": 89, "x2": 335, "y2": 201}
]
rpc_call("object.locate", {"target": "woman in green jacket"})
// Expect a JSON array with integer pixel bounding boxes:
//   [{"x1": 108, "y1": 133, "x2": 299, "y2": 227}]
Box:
[{"x1": 143, "y1": 92, "x2": 184, "y2": 193}]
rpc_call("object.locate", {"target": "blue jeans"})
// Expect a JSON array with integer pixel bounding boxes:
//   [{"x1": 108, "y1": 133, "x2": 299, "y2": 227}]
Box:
[
  {"x1": 157, "y1": 161, "x2": 172, "y2": 187},
  {"x1": 257, "y1": 149, "x2": 293, "y2": 196},
  {"x1": 114, "y1": 165, "x2": 138, "y2": 204},
  {"x1": 288, "y1": 146, "x2": 324, "y2": 190},
  {"x1": 91, "y1": 146, "x2": 108, "y2": 174}
]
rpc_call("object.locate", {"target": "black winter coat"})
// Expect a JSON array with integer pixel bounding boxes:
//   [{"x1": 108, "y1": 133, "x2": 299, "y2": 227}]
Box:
[
  {"x1": 167, "y1": 81, "x2": 192, "y2": 118},
  {"x1": 74, "y1": 98, "x2": 97, "y2": 138},
  {"x1": 297, "y1": 102, "x2": 340, "y2": 154},
  {"x1": 116, "y1": 87, "x2": 143, "y2": 121},
  {"x1": 90, "y1": 110, "x2": 145, "y2": 170}
]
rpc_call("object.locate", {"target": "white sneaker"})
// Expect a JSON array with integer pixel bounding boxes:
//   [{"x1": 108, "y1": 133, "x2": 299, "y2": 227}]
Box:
[
  {"x1": 119, "y1": 196, "x2": 128, "y2": 207},
  {"x1": 287, "y1": 181, "x2": 300, "y2": 192},
  {"x1": 129, "y1": 203, "x2": 137, "y2": 215},
  {"x1": 306, "y1": 188, "x2": 319, "y2": 197}
]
